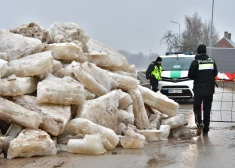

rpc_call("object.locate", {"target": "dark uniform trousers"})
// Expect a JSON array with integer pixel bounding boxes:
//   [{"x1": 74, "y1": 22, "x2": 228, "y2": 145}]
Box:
[
  {"x1": 150, "y1": 76, "x2": 159, "y2": 92},
  {"x1": 193, "y1": 94, "x2": 213, "y2": 133}
]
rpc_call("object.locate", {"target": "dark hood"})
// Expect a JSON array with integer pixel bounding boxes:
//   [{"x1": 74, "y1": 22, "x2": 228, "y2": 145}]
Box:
[{"x1": 195, "y1": 54, "x2": 209, "y2": 60}]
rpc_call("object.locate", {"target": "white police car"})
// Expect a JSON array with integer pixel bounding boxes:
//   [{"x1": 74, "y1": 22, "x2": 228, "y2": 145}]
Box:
[{"x1": 158, "y1": 52, "x2": 195, "y2": 100}]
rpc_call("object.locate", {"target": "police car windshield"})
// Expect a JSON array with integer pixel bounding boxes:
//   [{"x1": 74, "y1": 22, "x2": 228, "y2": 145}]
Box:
[{"x1": 162, "y1": 57, "x2": 194, "y2": 70}]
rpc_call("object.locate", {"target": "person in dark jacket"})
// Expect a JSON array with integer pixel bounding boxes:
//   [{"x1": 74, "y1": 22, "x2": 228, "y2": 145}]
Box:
[
  {"x1": 188, "y1": 44, "x2": 218, "y2": 136},
  {"x1": 146, "y1": 56, "x2": 163, "y2": 92}
]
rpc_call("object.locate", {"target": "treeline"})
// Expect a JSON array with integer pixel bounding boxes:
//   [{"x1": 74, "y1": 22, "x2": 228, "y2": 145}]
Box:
[{"x1": 118, "y1": 50, "x2": 159, "y2": 70}]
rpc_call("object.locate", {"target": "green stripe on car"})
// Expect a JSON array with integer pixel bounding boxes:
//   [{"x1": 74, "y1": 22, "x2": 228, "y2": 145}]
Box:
[{"x1": 170, "y1": 71, "x2": 182, "y2": 78}]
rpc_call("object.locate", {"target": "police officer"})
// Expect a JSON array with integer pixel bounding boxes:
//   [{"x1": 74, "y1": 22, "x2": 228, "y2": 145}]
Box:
[
  {"x1": 146, "y1": 56, "x2": 163, "y2": 92},
  {"x1": 188, "y1": 44, "x2": 218, "y2": 136}
]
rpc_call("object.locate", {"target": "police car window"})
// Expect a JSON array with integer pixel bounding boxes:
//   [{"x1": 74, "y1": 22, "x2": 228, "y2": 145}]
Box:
[{"x1": 162, "y1": 57, "x2": 194, "y2": 70}]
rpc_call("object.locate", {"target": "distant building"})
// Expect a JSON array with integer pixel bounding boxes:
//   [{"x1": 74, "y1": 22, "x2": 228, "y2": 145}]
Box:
[{"x1": 214, "y1": 31, "x2": 235, "y2": 48}]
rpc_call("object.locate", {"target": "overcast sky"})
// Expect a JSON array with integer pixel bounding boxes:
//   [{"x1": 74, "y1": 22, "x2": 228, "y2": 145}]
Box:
[{"x1": 1, "y1": 0, "x2": 234, "y2": 55}]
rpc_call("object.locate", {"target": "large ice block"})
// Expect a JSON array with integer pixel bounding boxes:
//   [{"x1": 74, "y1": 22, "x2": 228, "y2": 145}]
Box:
[
  {"x1": 108, "y1": 71, "x2": 138, "y2": 91},
  {"x1": 78, "y1": 90, "x2": 121, "y2": 132},
  {"x1": 5, "y1": 51, "x2": 53, "y2": 77},
  {"x1": 0, "y1": 30, "x2": 42, "y2": 61},
  {"x1": 128, "y1": 88, "x2": 149, "y2": 129},
  {"x1": 73, "y1": 65, "x2": 108, "y2": 96},
  {"x1": 67, "y1": 134, "x2": 106, "y2": 155},
  {"x1": 7, "y1": 129, "x2": 57, "y2": 159},
  {"x1": 42, "y1": 43, "x2": 87, "y2": 62},
  {"x1": 49, "y1": 22, "x2": 89, "y2": 52},
  {"x1": 86, "y1": 39, "x2": 135, "y2": 73},
  {"x1": 138, "y1": 129, "x2": 163, "y2": 141},
  {"x1": 37, "y1": 75, "x2": 85, "y2": 105},
  {"x1": 0, "y1": 59, "x2": 8, "y2": 78},
  {"x1": 0, "y1": 76, "x2": 38, "y2": 96},
  {"x1": 0, "y1": 97, "x2": 42, "y2": 129},
  {"x1": 13, "y1": 95, "x2": 71, "y2": 136},
  {"x1": 118, "y1": 91, "x2": 133, "y2": 110},
  {"x1": 118, "y1": 109, "x2": 134, "y2": 126},
  {"x1": 120, "y1": 128, "x2": 145, "y2": 149},
  {"x1": 138, "y1": 85, "x2": 179, "y2": 117},
  {"x1": 67, "y1": 118, "x2": 119, "y2": 150},
  {"x1": 81, "y1": 62, "x2": 118, "y2": 91},
  {"x1": 161, "y1": 114, "x2": 188, "y2": 129}
]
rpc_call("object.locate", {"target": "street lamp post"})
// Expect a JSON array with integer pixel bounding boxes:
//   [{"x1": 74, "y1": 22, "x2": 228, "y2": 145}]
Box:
[
  {"x1": 210, "y1": 0, "x2": 215, "y2": 57},
  {"x1": 170, "y1": 21, "x2": 180, "y2": 42}
]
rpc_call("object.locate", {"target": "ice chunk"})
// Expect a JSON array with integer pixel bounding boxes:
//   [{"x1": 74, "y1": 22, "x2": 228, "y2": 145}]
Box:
[
  {"x1": 159, "y1": 125, "x2": 171, "y2": 140},
  {"x1": 52, "y1": 60, "x2": 63, "y2": 75},
  {"x1": 138, "y1": 130, "x2": 163, "y2": 141},
  {"x1": 67, "y1": 118, "x2": 119, "y2": 150},
  {"x1": 5, "y1": 51, "x2": 53, "y2": 77},
  {"x1": 161, "y1": 114, "x2": 188, "y2": 129},
  {"x1": 13, "y1": 95, "x2": 71, "y2": 136},
  {"x1": 118, "y1": 109, "x2": 134, "y2": 126},
  {"x1": 49, "y1": 22, "x2": 89, "y2": 52},
  {"x1": 7, "y1": 129, "x2": 57, "y2": 159},
  {"x1": 86, "y1": 39, "x2": 135, "y2": 73},
  {"x1": 138, "y1": 85, "x2": 179, "y2": 117},
  {"x1": 0, "y1": 124, "x2": 22, "y2": 154},
  {"x1": 128, "y1": 88, "x2": 149, "y2": 129},
  {"x1": 37, "y1": 75, "x2": 85, "y2": 105},
  {"x1": 0, "y1": 97, "x2": 42, "y2": 129},
  {"x1": 120, "y1": 129, "x2": 145, "y2": 149},
  {"x1": 170, "y1": 126, "x2": 192, "y2": 138},
  {"x1": 81, "y1": 62, "x2": 118, "y2": 91},
  {"x1": 111, "y1": 70, "x2": 137, "y2": 79},
  {"x1": 0, "y1": 59, "x2": 8, "y2": 78},
  {"x1": 78, "y1": 90, "x2": 120, "y2": 132},
  {"x1": 73, "y1": 65, "x2": 108, "y2": 96},
  {"x1": 117, "y1": 122, "x2": 127, "y2": 135},
  {"x1": 10, "y1": 22, "x2": 51, "y2": 43},
  {"x1": 0, "y1": 76, "x2": 38, "y2": 96},
  {"x1": 108, "y1": 71, "x2": 138, "y2": 91},
  {"x1": 68, "y1": 134, "x2": 106, "y2": 155},
  {"x1": 0, "y1": 30, "x2": 42, "y2": 61},
  {"x1": 149, "y1": 113, "x2": 161, "y2": 130},
  {"x1": 118, "y1": 91, "x2": 133, "y2": 110},
  {"x1": 42, "y1": 43, "x2": 87, "y2": 62}
]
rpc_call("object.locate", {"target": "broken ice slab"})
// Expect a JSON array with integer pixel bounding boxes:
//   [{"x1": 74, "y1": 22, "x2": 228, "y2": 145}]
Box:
[
  {"x1": 49, "y1": 22, "x2": 90, "y2": 52},
  {"x1": 0, "y1": 124, "x2": 22, "y2": 154},
  {"x1": 0, "y1": 30, "x2": 42, "y2": 61},
  {"x1": 67, "y1": 134, "x2": 107, "y2": 155},
  {"x1": 118, "y1": 109, "x2": 134, "y2": 126},
  {"x1": 5, "y1": 51, "x2": 53, "y2": 78},
  {"x1": 161, "y1": 114, "x2": 188, "y2": 129},
  {"x1": 73, "y1": 65, "x2": 108, "y2": 96},
  {"x1": 37, "y1": 75, "x2": 85, "y2": 105},
  {"x1": 7, "y1": 129, "x2": 57, "y2": 159},
  {"x1": 108, "y1": 71, "x2": 138, "y2": 91},
  {"x1": 78, "y1": 90, "x2": 121, "y2": 133},
  {"x1": 128, "y1": 88, "x2": 149, "y2": 129},
  {"x1": 67, "y1": 118, "x2": 119, "y2": 151},
  {"x1": 170, "y1": 126, "x2": 192, "y2": 138},
  {"x1": 118, "y1": 91, "x2": 133, "y2": 110},
  {"x1": 51, "y1": 60, "x2": 63, "y2": 75},
  {"x1": 138, "y1": 129, "x2": 163, "y2": 141},
  {"x1": 0, "y1": 59, "x2": 8, "y2": 78},
  {"x1": 0, "y1": 76, "x2": 38, "y2": 96},
  {"x1": 81, "y1": 62, "x2": 118, "y2": 91},
  {"x1": 0, "y1": 97, "x2": 42, "y2": 129},
  {"x1": 42, "y1": 43, "x2": 87, "y2": 62},
  {"x1": 120, "y1": 128, "x2": 146, "y2": 149},
  {"x1": 13, "y1": 95, "x2": 71, "y2": 136},
  {"x1": 159, "y1": 125, "x2": 171, "y2": 140},
  {"x1": 86, "y1": 39, "x2": 135, "y2": 73},
  {"x1": 138, "y1": 85, "x2": 179, "y2": 117}
]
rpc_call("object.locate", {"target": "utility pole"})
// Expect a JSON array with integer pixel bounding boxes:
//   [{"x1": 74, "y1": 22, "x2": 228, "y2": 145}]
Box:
[{"x1": 210, "y1": 0, "x2": 215, "y2": 57}]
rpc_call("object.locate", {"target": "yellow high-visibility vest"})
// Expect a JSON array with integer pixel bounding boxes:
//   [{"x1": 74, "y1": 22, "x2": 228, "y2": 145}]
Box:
[{"x1": 151, "y1": 65, "x2": 162, "y2": 80}]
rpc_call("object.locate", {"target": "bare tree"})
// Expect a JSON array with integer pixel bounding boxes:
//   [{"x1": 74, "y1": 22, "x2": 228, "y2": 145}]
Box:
[{"x1": 161, "y1": 12, "x2": 219, "y2": 54}]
